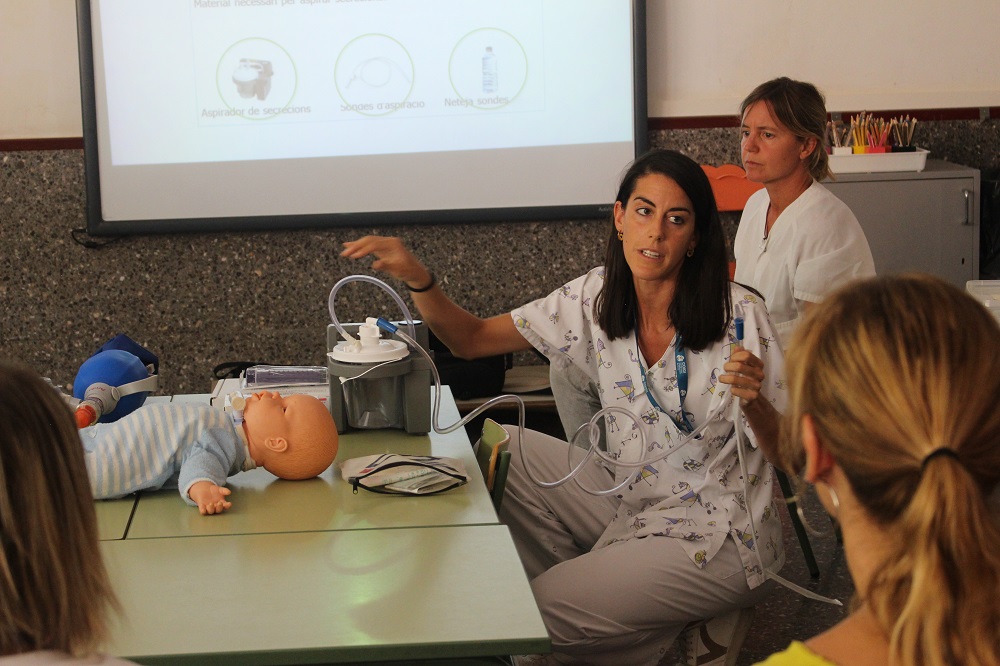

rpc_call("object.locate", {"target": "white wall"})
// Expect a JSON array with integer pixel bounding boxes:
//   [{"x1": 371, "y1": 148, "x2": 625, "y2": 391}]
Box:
[
  {"x1": 648, "y1": 0, "x2": 1000, "y2": 117},
  {"x1": 0, "y1": 1, "x2": 82, "y2": 139},
  {"x1": 3, "y1": 0, "x2": 999, "y2": 139}
]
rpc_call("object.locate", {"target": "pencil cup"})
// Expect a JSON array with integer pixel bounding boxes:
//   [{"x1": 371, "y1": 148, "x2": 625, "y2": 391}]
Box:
[
  {"x1": 867, "y1": 146, "x2": 887, "y2": 154},
  {"x1": 853, "y1": 146, "x2": 868, "y2": 154},
  {"x1": 832, "y1": 146, "x2": 852, "y2": 156},
  {"x1": 892, "y1": 145, "x2": 917, "y2": 152}
]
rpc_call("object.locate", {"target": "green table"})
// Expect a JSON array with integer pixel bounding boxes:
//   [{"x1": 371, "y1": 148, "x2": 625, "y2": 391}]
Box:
[
  {"x1": 97, "y1": 386, "x2": 549, "y2": 663},
  {"x1": 94, "y1": 496, "x2": 137, "y2": 541},
  {"x1": 126, "y1": 387, "x2": 498, "y2": 538}
]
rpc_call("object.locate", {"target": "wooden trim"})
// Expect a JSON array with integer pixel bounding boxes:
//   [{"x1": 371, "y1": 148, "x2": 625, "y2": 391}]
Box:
[
  {"x1": 650, "y1": 107, "x2": 1000, "y2": 131},
  {"x1": 0, "y1": 137, "x2": 84, "y2": 151},
  {"x1": 2, "y1": 106, "x2": 998, "y2": 149},
  {"x1": 649, "y1": 116, "x2": 741, "y2": 130}
]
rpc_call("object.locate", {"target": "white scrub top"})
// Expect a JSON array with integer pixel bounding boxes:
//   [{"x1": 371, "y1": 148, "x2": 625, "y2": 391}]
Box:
[{"x1": 734, "y1": 181, "x2": 875, "y2": 345}]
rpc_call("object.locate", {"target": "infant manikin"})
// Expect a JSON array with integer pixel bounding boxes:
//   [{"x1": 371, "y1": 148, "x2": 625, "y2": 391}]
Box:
[{"x1": 81, "y1": 392, "x2": 338, "y2": 515}]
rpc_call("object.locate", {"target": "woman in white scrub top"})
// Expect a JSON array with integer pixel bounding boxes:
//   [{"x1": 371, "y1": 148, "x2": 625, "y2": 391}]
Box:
[{"x1": 734, "y1": 77, "x2": 875, "y2": 346}]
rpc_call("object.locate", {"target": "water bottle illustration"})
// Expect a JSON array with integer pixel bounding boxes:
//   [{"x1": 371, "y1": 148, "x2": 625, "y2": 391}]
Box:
[{"x1": 482, "y1": 46, "x2": 498, "y2": 94}]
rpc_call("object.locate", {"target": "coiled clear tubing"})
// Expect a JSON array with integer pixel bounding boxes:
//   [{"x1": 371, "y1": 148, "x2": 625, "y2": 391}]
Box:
[
  {"x1": 327, "y1": 275, "x2": 694, "y2": 496},
  {"x1": 328, "y1": 275, "x2": 416, "y2": 342},
  {"x1": 329, "y1": 276, "x2": 841, "y2": 603}
]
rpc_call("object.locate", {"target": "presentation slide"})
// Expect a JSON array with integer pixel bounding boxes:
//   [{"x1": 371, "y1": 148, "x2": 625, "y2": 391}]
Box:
[{"x1": 82, "y1": 0, "x2": 643, "y2": 230}]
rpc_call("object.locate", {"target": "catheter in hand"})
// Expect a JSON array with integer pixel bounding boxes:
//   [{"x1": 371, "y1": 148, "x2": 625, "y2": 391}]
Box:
[{"x1": 728, "y1": 302, "x2": 841, "y2": 605}]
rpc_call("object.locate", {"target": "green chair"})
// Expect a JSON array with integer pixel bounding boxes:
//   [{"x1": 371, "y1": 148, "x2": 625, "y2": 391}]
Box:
[{"x1": 475, "y1": 418, "x2": 512, "y2": 511}]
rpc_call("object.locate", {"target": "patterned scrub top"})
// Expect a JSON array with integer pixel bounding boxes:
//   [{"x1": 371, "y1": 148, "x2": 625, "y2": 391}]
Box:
[{"x1": 511, "y1": 268, "x2": 787, "y2": 588}]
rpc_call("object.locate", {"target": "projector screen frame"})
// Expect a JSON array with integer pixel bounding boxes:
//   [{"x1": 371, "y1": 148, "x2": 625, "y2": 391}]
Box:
[{"x1": 77, "y1": 0, "x2": 648, "y2": 236}]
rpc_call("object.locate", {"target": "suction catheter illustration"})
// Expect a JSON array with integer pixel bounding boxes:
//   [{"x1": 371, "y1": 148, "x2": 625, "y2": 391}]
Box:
[{"x1": 327, "y1": 276, "x2": 839, "y2": 605}]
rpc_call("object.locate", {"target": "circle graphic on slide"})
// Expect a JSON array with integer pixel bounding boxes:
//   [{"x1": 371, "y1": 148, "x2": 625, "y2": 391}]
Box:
[
  {"x1": 216, "y1": 38, "x2": 297, "y2": 120},
  {"x1": 335, "y1": 34, "x2": 415, "y2": 117},
  {"x1": 449, "y1": 28, "x2": 528, "y2": 110}
]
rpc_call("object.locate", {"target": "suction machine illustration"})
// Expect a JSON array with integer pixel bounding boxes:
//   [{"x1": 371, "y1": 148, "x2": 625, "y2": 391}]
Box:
[{"x1": 232, "y1": 58, "x2": 274, "y2": 101}]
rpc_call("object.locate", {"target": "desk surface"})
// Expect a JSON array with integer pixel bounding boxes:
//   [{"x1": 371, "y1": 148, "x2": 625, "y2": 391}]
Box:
[
  {"x1": 94, "y1": 496, "x2": 136, "y2": 541},
  {"x1": 124, "y1": 387, "x2": 498, "y2": 539},
  {"x1": 94, "y1": 386, "x2": 547, "y2": 664},
  {"x1": 102, "y1": 524, "x2": 549, "y2": 665}
]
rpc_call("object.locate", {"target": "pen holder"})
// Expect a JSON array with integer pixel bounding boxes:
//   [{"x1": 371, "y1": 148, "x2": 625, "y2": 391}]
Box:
[
  {"x1": 832, "y1": 146, "x2": 853, "y2": 156},
  {"x1": 892, "y1": 145, "x2": 917, "y2": 152},
  {"x1": 852, "y1": 146, "x2": 868, "y2": 154},
  {"x1": 866, "y1": 146, "x2": 887, "y2": 154}
]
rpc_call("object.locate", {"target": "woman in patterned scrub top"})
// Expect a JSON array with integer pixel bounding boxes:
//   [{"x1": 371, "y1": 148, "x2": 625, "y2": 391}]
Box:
[{"x1": 342, "y1": 150, "x2": 787, "y2": 665}]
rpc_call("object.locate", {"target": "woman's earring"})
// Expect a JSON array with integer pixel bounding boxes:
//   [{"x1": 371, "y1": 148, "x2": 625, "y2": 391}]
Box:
[
  {"x1": 686, "y1": 247, "x2": 695, "y2": 257},
  {"x1": 790, "y1": 480, "x2": 838, "y2": 538},
  {"x1": 826, "y1": 484, "x2": 841, "y2": 520},
  {"x1": 617, "y1": 230, "x2": 624, "y2": 241}
]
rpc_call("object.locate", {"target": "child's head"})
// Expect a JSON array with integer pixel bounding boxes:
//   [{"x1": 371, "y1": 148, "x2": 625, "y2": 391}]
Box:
[
  {"x1": 0, "y1": 361, "x2": 119, "y2": 656},
  {"x1": 241, "y1": 391, "x2": 339, "y2": 480}
]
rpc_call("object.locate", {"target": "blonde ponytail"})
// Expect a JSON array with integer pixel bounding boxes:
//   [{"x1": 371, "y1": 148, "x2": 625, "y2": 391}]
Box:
[
  {"x1": 782, "y1": 274, "x2": 1000, "y2": 666},
  {"x1": 872, "y1": 457, "x2": 1000, "y2": 666}
]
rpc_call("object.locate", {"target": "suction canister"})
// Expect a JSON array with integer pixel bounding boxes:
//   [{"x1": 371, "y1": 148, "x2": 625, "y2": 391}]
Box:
[{"x1": 327, "y1": 319, "x2": 431, "y2": 434}]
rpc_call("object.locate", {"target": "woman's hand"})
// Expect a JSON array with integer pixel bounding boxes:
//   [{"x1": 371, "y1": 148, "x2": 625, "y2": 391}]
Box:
[
  {"x1": 720, "y1": 348, "x2": 781, "y2": 465},
  {"x1": 719, "y1": 348, "x2": 766, "y2": 407},
  {"x1": 341, "y1": 236, "x2": 433, "y2": 290}
]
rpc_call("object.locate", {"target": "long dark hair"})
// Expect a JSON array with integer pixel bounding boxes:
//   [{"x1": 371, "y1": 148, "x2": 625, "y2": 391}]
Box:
[
  {"x1": 594, "y1": 149, "x2": 730, "y2": 351},
  {"x1": 0, "y1": 362, "x2": 120, "y2": 655}
]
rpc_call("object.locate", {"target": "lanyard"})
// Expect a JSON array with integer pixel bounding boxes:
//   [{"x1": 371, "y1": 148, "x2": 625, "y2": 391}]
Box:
[{"x1": 637, "y1": 334, "x2": 695, "y2": 434}]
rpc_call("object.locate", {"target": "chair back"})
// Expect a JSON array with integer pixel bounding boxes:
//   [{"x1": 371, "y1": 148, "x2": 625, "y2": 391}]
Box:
[
  {"x1": 475, "y1": 418, "x2": 512, "y2": 511},
  {"x1": 701, "y1": 164, "x2": 764, "y2": 281},
  {"x1": 700, "y1": 164, "x2": 764, "y2": 212}
]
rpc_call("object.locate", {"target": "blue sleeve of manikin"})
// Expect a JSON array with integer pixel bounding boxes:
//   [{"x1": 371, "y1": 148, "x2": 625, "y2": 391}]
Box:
[{"x1": 176, "y1": 427, "x2": 243, "y2": 505}]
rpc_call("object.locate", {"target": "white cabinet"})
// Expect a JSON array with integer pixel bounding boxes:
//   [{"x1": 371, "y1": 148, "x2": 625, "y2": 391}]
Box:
[{"x1": 823, "y1": 160, "x2": 980, "y2": 288}]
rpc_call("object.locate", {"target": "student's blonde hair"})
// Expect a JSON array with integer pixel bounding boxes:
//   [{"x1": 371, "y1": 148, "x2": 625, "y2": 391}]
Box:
[
  {"x1": 0, "y1": 362, "x2": 120, "y2": 656},
  {"x1": 781, "y1": 274, "x2": 1000, "y2": 666}
]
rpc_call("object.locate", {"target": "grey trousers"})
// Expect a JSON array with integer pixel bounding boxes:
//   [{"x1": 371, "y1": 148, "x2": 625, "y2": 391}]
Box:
[{"x1": 498, "y1": 424, "x2": 774, "y2": 666}]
